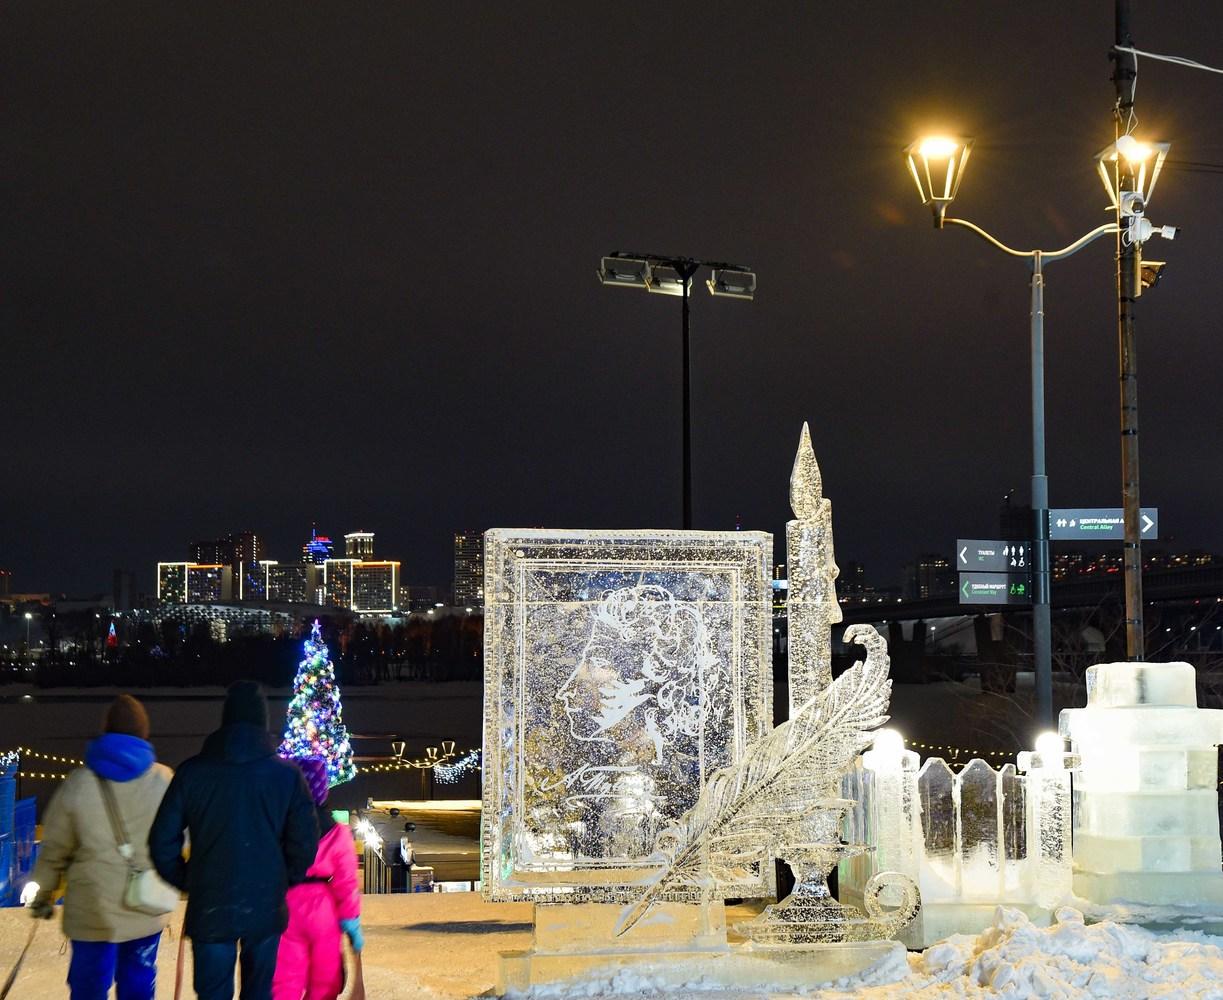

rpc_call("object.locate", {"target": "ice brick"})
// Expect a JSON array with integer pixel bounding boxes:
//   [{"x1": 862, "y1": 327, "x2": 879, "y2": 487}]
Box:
[
  {"x1": 1059, "y1": 705, "x2": 1223, "y2": 748},
  {"x1": 1074, "y1": 869, "x2": 1223, "y2": 908},
  {"x1": 1073, "y1": 789, "x2": 1221, "y2": 838},
  {"x1": 1074, "y1": 748, "x2": 1218, "y2": 792},
  {"x1": 1074, "y1": 833, "x2": 1222, "y2": 874},
  {"x1": 1085, "y1": 660, "x2": 1198, "y2": 708}
]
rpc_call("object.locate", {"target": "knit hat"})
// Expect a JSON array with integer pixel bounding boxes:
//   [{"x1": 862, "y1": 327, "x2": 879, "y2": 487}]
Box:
[
  {"x1": 221, "y1": 680, "x2": 268, "y2": 729},
  {"x1": 103, "y1": 694, "x2": 150, "y2": 741},
  {"x1": 295, "y1": 756, "x2": 330, "y2": 806}
]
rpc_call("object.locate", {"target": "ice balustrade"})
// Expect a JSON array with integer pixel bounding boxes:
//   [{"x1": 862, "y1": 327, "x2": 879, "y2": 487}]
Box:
[{"x1": 841, "y1": 731, "x2": 1076, "y2": 945}]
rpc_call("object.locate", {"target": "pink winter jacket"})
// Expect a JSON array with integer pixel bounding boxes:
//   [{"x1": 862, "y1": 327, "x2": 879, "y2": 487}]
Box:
[{"x1": 285, "y1": 822, "x2": 360, "y2": 930}]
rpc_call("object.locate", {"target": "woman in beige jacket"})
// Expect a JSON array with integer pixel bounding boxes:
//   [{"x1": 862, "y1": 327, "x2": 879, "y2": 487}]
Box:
[{"x1": 28, "y1": 694, "x2": 173, "y2": 1000}]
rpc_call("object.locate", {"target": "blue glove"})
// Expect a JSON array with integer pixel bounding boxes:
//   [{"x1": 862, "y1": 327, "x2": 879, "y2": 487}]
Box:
[{"x1": 339, "y1": 917, "x2": 363, "y2": 953}]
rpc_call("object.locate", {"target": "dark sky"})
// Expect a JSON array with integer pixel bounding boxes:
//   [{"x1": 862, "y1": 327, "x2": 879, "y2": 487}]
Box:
[{"x1": 5, "y1": 2, "x2": 1223, "y2": 597}]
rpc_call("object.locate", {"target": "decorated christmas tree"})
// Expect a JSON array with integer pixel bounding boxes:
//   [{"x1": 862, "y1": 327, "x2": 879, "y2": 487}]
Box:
[{"x1": 280, "y1": 620, "x2": 356, "y2": 786}]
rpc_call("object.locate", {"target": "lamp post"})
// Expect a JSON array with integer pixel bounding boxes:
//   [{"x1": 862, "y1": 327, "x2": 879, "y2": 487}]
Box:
[
  {"x1": 24, "y1": 612, "x2": 32, "y2": 659},
  {"x1": 599, "y1": 252, "x2": 756, "y2": 530},
  {"x1": 905, "y1": 137, "x2": 1121, "y2": 726}
]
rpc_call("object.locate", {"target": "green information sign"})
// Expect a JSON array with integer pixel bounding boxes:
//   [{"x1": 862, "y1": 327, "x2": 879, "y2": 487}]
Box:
[{"x1": 959, "y1": 572, "x2": 1033, "y2": 606}]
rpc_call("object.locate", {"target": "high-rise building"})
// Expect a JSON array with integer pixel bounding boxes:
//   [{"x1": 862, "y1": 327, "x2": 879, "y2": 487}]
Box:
[
  {"x1": 353, "y1": 561, "x2": 400, "y2": 612},
  {"x1": 323, "y1": 559, "x2": 357, "y2": 608},
  {"x1": 190, "y1": 538, "x2": 235, "y2": 565},
  {"x1": 266, "y1": 563, "x2": 319, "y2": 604},
  {"x1": 905, "y1": 554, "x2": 957, "y2": 601},
  {"x1": 157, "y1": 563, "x2": 232, "y2": 604},
  {"x1": 229, "y1": 530, "x2": 265, "y2": 567},
  {"x1": 112, "y1": 570, "x2": 135, "y2": 611},
  {"x1": 344, "y1": 531, "x2": 375, "y2": 559},
  {"x1": 453, "y1": 530, "x2": 484, "y2": 607},
  {"x1": 0, "y1": 569, "x2": 11, "y2": 598},
  {"x1": 303, "y1": 528, "x2": 334, "y2": 565}
]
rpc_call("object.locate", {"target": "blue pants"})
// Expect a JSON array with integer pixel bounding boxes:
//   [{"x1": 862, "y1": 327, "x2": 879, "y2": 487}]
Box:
[
  {"x1": 193, "y1": 935, "x2": 281, "y2": 1000},
  {"x1": 68, "y1": 933, "x2": 161, "y2": 1000}
]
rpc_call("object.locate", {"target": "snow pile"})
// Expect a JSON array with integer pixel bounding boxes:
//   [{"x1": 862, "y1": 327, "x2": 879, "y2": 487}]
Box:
[
  {"x1": 911, "y1": 905, "x2": 1223, "y2": 998},
  {"x1": 511, "y1": 907, "x2": 1223, "y2": 998}
]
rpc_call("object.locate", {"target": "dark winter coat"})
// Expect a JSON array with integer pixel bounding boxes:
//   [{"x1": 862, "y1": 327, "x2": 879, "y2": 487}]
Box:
[{"x1": 148, "y1": 722, "x2": 319, "y2": 942}]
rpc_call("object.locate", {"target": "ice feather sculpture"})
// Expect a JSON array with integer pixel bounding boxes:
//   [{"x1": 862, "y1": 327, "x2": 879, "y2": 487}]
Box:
[{"x1": 615, "y1": 624, "x2": 892, "y2": 937}]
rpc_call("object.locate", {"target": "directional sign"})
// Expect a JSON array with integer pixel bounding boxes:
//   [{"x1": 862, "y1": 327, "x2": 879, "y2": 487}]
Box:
[
  {"x1": 1048, "y1": 507, "x2": 1158, "y2": 541},
  {"x1": 959, "y1": 572, "x2": 1033, "y2": 606},
  {"x1": 957, "y1": 539, "x2": 1030, "y2": 573}
]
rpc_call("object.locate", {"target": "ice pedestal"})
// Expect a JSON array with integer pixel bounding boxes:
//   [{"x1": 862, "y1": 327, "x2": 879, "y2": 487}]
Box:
[
  {"x1": 1060, "y1": 661, "x2": 1223, "y2": 910},
  {"x1": 495, "y1": 901, "x2": 908, "y2": 994}
]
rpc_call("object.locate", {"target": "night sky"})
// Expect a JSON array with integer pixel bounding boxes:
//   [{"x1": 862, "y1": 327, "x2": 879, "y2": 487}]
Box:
[{"x1": 5, "y1": 2, "x2": 1223, "y2": 597}]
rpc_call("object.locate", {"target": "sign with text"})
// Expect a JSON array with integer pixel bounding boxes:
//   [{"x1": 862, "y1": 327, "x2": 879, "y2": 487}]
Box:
[
  {"x1": 957, "y1": 539, "x2": 1030, "y2": 573},
  {"x1": 959, "y1": 572, "x2": 1033, "y2": 606},
  {"x1": 1048, "y1": 508, "x2": 1158, "y2": 541}
]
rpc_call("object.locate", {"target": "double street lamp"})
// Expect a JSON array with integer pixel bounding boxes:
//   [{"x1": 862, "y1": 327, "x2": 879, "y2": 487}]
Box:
[
  {"x1": 599, "y1": 251, "x2": 756, "y2": 530},
  {"x1": 904, "y1": 134, "x2": 1175, "y2": 724}
]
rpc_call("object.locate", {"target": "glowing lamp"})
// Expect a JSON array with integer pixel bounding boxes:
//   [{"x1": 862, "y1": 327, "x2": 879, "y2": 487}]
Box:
[
  {"x1": 1094, "y1": 137, "x2": 1169, "y2": 210},
  {"x1": 597, "y1": 255, "x2": 650, "y2": 288},
  {"x1": 904, "y1": 136, "x2": 973, "y2": 227},
  {"x1": 707, "y1": 267, "x2": 757, "y2": 300},
  {"x1": 645, "y1": 263, "x2": 687, "y2": 296},
  {"x1": 872, "y1": 728, "x2": 905, "y2": 758}
]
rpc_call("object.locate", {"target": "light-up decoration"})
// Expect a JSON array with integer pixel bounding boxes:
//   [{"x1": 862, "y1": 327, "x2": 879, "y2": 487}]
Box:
[
  {"x1": 279, "y1": 620, "x2": 356, "y2": 786},
  {"x1": 434, "y1": 749, "x2": 481, "y2": 784},
  {"x1": 0, "y1": 750, "x2": 18, "y2": 778},
  {"x1": 354, "y1": 817, "x2": 383, "y2": 852}
]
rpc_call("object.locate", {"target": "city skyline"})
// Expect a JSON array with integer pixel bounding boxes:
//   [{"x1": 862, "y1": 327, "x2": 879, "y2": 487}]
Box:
[{"x1": 5, "y1": 4, "x2": 1223, "y2": 600}]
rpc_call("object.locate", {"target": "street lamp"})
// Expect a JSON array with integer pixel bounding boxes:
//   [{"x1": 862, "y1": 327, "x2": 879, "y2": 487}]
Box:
[
  {"x1": 23, "y1": 612, "x2": 32, "y2": 659},
  {"x1": 1094, "y1": 134, "x2": 1177, "y2": 660},
  {"x1": 904, "y1": 135, "x2": 1161, "y2": 725},
  {"x1": 599, "y1": 251, "x2": 756, "y2": 529}
]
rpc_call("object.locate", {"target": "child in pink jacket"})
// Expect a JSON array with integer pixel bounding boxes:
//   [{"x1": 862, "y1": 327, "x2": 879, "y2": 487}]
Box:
[{"x1": 273, "y1": 757, "x2": 362, "y2": 1000}]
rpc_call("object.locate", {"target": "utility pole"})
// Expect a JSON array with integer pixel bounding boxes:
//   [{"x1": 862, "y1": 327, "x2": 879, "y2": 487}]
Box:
[{"x1": 1114, "y1": 0, "x2": 1144, "y2": 659}]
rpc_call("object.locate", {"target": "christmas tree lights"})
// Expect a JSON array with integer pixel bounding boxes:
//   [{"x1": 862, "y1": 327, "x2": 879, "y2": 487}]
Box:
[{"x1": 280, "y1": 620, "x2": 356, "y2": 786}]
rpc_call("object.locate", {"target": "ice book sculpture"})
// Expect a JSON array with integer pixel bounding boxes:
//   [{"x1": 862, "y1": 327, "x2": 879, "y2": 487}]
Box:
[{"x1": 481, "y1": 528, "x2": 775, "y2": 902}]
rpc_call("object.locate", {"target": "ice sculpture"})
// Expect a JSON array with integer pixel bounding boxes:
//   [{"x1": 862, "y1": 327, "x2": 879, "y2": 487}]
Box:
[
  {"x1": 481, "y1": 528, "x2": 775, "y2": 903},
  {"x1": 849, "y1": 733, "x2": 1076, "y2": 946},
  {"x1": 1060, "y1": 660, "x2": 1223, "y2": 910},
  {"x1": 485, "y1": 427, "x2": 917, "y2": 994}
]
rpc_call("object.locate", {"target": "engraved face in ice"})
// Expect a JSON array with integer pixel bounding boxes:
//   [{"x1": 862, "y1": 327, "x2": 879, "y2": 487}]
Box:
[
  {"x1": 481, "y1": 529, "x2": 774, "y2": 902},
  {"x1": 557, "y1": 585, "x2": 725, "y2": 764}
]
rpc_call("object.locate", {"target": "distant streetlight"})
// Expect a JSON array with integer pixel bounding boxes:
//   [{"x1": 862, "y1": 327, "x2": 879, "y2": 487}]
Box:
[
  {"x1": 24, "y1": 612, "x2": 32, "y2": 653},
  {"x1": 904, "y1": 135, "x2": 1162, "y2": 725},
  {"x1": 598, "y1": 251, "x2": 756, "y2": 529}
]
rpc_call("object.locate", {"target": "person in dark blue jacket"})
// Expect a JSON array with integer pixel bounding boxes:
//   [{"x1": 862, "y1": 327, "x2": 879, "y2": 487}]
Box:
[{"x1": 149, "y1": 680, "x2": 318, "y2": 1000}]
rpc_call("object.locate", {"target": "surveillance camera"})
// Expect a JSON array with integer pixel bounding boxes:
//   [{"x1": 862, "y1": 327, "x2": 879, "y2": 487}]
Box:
[{"x1": 1120, "y1": 191, "x2": 1145, "y2": 217}]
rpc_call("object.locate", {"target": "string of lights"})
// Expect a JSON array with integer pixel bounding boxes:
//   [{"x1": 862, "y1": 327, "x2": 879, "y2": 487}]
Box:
[
  {"x1": 355, "y1": 746, "x2": 482, "y2": 775},
  {"x1": 7, "y1": 747, "x2": 84, "y2": 766},
  {"x1": 434, "y1": 749, "x2": 482, "y2": 784},
  {"x1": 902, "y1": 739, "x2": 1019, "y2": 760}
]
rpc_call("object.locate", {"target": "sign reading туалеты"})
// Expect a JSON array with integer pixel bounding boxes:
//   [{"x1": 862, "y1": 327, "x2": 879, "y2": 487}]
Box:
[
  {"x1": 957, "y1": 539, "x2": 1029, "y2": 573},
  {"x1": 1048, "y1": 508, "x2": 1158, "y2": 541}
]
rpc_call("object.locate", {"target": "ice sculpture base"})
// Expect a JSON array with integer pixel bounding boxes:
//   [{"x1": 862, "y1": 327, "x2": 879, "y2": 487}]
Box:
[
  {"x1": 1073, "y1": 870, "x2": 1223, "y2": 910},
  {"x1": 496, "y1": 938, "x2": 907, "y2": 994},
  {"x1": 901, "y1": 902, "x2": 1051, "y2": 948}
]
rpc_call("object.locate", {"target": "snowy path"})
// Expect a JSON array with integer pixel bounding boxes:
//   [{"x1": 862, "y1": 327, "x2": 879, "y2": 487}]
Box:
[{"x1": 4, "y1": 895, "x2": 1223, "y2": 998}]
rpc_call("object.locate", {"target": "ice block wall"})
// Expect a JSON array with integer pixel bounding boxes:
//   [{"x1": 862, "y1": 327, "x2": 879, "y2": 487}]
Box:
[{"x1": 1060, "y1": 661, "x2": 1223, "y2": 908}]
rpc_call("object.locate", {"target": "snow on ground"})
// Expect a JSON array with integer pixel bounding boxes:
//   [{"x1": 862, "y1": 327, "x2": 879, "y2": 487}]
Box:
[{"x1": 4, "y1": 895, "x2": 1223, "y2": 999}]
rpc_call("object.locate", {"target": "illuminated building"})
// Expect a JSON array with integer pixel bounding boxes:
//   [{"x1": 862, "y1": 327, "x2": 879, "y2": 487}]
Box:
[
  {"x1": 266, "y1": 562, "x2": 319, "y2": 604},
  {"x1": 453, "y1": 530, "x2": 484, "y2": 607},
  {"x1": 303, "y1": 528, "x2": 334, "y2": 565},
  {"x1": 344, "y1": 531, "x2": 375, "y2": 559},
  {"x1": 229, "y1": 531, "x2": 265, "y2": 567},
  {"x1": 353, "y1": 561, "x2": 399, "y2": 612},
  {"x1": 157, "y1": 563, "x2": 232, "y2": 604},
  {"x1": 324, "y1": 559, "x2": 357, "y2": 608},
  {"x1": 190, "y1": 539, "x2": 234, "y2": 565}
]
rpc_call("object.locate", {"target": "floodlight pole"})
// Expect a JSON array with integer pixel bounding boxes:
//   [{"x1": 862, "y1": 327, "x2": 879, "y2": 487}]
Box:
[
  {"x1": 1114, "y1": 0, "x2": 1145, "y2": 659},
  {"x1": 937, "y1": 218, "x2": 1117, "y2": 726}
]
